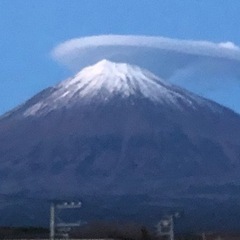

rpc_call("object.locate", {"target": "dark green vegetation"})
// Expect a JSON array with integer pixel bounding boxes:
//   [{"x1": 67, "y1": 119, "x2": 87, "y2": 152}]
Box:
[{"x1": 0, "y1": 227, "x2": 48, "y2": 239}]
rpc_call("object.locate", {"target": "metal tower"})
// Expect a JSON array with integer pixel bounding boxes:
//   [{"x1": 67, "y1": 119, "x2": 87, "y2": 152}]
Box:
[{"x1": 50, "y1": 201, "x2": 82, "y2": 240}]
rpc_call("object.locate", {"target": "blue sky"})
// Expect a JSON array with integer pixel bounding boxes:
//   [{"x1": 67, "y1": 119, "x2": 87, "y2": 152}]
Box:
[{"x1": 1, "y1": 0, "x2": 240, "y2": 114}]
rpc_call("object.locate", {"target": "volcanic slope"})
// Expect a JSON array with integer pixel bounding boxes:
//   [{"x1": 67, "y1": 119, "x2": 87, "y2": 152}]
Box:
[{"x1": 0, "y1": 59, "x2": 240, "y2": 199}]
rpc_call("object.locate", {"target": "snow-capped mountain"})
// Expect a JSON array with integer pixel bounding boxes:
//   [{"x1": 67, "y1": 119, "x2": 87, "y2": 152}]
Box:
[
  {"x1": 4, "y1": 60, "x2": 221, "y2": 119},
  {"x1": 1, "y1": 60, "x2": 240, "y2": 228}
]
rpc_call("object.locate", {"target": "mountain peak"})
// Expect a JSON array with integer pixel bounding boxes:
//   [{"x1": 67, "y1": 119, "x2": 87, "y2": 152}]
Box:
[
  {"x1": 60, "y1": 59, "x2": 173, "y2": 100},
  {"x1": 91, "y1": 58, "x2": 119, "y2": 68},
  {"x1": 72, "y1": 59, "x2": 162, "y2": 86},
  {"x1": 78, "y1": 59, "x2": 158, "y2": 79},
  {"x1": 82, "y1": 59, "x2": 120, "y2": 75},
  {"x1": 7, "y1": 60, "x2": 220, "y2": 117}
]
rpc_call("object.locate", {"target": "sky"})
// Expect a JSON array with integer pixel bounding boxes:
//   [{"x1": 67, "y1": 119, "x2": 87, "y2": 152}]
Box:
[{"x1": 1, "y1": 0, "x2": 240, "y2": 115}]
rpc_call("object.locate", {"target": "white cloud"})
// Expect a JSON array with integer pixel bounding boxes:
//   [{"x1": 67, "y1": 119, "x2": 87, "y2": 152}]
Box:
[
  {"x1": 51, "y1": 35, "x2": 240, "y2": 113},
  {"x1": 218, "y1": 41, "x2": 240, "y2": 50},
  {"x1": 52, "y1": 35, "x2": 240, "y2": 70}
]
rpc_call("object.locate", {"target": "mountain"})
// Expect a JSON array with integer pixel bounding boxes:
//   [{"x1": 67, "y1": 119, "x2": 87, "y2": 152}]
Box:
[
  {"x1": 1, "y1": 59, "x2": 222, "y2": 118},
  {"x1": 1, "y1": 60, "x2": 240, "y2": 229}
]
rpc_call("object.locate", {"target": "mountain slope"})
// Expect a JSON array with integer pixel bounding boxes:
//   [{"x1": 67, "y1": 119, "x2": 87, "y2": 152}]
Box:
[{"x1": 0, "y1": 60, "x2": 240, "y2": 227}]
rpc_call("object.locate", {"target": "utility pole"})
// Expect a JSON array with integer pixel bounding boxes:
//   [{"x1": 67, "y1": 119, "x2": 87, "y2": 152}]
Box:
[
  {"x1": 50, "y1": 203, "x2": 55, "y2": 240},
  {"x1": 169, "y1": 215, "x2": 174, "y2": 240},
  {"x1": 49, "y1": 201, "x2": 82, "y2": 240}
]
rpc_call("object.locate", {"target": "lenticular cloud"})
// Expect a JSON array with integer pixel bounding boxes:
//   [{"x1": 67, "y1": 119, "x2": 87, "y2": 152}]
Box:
[
  {"x1": 51, "y1": 35, "x2": 240, "y2": 113},
  {"x1": 52, "y1": 35, "x2": 240, "y2": 73}
]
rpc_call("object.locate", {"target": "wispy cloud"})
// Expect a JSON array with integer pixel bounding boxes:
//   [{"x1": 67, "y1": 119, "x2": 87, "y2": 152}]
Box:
[{"x1": 51, "y1": 35, "x2": 240, "y2": 113}]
